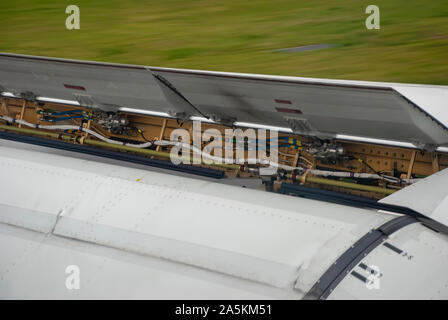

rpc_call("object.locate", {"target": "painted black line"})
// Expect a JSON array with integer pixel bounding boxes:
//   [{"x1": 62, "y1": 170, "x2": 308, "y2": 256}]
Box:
[
  {"x1": 359, "y1": 262, "x2": 378, "y2": 275},
  {"x1": 0, "y1": 131, "x2": 225, "y2": 179},
  {"x1": 278, "y1": 183, "x2": 426, "y2": 220},
  {"x1": 350, "y1": 271, "x2": 368, "y2": 283},
  {"x1": 303, "y1": 215, "x2": 417, "y2": 300},
  {"x1": 383, "y1": 242, "x2": 403, "y2": 254}
]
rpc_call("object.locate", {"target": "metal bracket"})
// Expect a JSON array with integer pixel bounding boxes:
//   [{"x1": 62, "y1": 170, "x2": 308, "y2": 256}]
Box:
[
  {"x1": 150, "y1": 71, "x2": 209, "y2": 120},
  {"x1": 284, "y1": 116, "x2": 334, "y2": 140},
  {"x1": 72, "y1": 93, "x2": 119, "y2": 112},
  {"x1": 20, "y1": 91, "x2": 37, "y2": 102}
]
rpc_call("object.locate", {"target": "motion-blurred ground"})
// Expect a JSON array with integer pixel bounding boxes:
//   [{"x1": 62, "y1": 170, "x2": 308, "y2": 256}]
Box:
[{"x1": 0, "y1": 0, "x2": 447, "y2": 84}]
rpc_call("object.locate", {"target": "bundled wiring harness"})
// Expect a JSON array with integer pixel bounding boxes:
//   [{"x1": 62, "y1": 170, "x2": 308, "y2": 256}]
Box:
[
  {"x1": 0, "y1": 114, "x2": 418, "y2": 183},
  {"x1": 37, "y1": 109, "x2": 93, "y2": 123},
  {"x1": 1, "y1": 115, "x2": 153, "y2": 149}
]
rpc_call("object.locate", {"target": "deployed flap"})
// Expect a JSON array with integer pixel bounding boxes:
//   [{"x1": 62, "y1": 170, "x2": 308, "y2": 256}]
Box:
[
  {"x1": 0, "y1": 53, "x2": 170, "y2": 112},
  {"x1": 149, "y1": 70, "x2": 208, "y2": 119},
  {"x1": 380, "y1": 168, "x2": 448, "y2": 227},
  {"x1": 151, "y1": 67, "x2": 448, "y2": 147},
  {"x1": 1, "y1": 53, "x2": 448, "y2": 147}
]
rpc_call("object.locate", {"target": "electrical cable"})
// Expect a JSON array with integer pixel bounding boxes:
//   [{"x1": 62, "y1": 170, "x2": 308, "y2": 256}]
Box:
[
  {"x1": 44, "y1": 115, "x2": 92, "y2": 122},
  {"x1": 37, "y1": 109, "x2": 85, "y2": 116},
  {"x1": 0, "y1": 114, "x2": 419, "y2": 183},
  {"x1": 0, "y1": 115, "x2": 153, "y2": 148}
]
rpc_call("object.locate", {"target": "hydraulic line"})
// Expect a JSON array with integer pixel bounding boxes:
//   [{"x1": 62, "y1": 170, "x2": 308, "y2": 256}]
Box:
[
  {"x1": 37, "y1": 109, "x2": 85, "y2": 116},
  {"x1": 0, "y1": 115, "x2": 303, "y2": 171},
  {"x1": 158, "y1": 141, "x2": 417, "y2": 183},
  {"x1": 0, "y1": 122, "x2": 400, "y2": 194},
  {"x1": 301, "y1": 168, "x2": 417, "y2": 183},
  {"x1": 0, "y1": 123, "x2": 240, "y2": 170},
  {"x1": 0, "y1": 115, "x2": 153, "y2": 149},
  {"x1": 44, "y1": 115, "x2": 91, "y2": 122},
  {"x1": 286, "y1": 173, "x2": 396, "y2": 195},
  {"x1": 0, "y1": 116, "x2": 419, "y2": 183}
]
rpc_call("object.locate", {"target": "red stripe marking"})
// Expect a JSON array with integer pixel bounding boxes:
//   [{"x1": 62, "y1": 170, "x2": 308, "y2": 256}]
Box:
[
  {"x1": 274, "y1": 99, "x2": 292, "y2": 104},
  {"x1": 64, "y1": 84, "x2": 86, "y2": 91},
  {"x1": 275, "y1": 107, "x2": 302, "y2": 114}
]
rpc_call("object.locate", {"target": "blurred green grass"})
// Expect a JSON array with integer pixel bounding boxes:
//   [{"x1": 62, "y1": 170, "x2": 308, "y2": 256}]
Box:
[{"x1": 0, "y1": 0, "x2": 447, "y2": 84}]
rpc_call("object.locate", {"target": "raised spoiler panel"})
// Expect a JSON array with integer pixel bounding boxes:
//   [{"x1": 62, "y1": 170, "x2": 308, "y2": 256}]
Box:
[
  {"x1": 0, "y1": 53, "x2": 169, "y2": 112},
  {"x1": 151, "y1": 67, "x2": 448, "y2": 147},
  {"x1": 1, "y1": 53, "x2": 448, "y2": 146}
]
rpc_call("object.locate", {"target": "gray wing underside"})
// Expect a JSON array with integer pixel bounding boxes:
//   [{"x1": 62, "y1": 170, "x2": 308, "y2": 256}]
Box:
[{"x1": 1, "y1": 52, "x2": 447, "y2": 147}]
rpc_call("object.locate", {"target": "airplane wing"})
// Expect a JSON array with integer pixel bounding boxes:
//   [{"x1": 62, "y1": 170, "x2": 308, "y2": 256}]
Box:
[
  {"x1": 0, "y1": 53, "x2": 169, "y2": 112},
  {"x1": 0, "y1": 141, "x2": 393, "y2": 296},
  {"x1": 1, "y1": 53, "x2": 448, "y2": 300},
  {"x1": 379, "y1": 168, "x2": 448, "y2": 227},
  {"x1": 149, "y1": 67, "x2": 448, "y2": 148},
  {"x1": 1, "y1": 53, "x2": 448, "y2": 148},
  {"x1": 0, "y1": 140, "x2": 447, "y2": 299}
]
